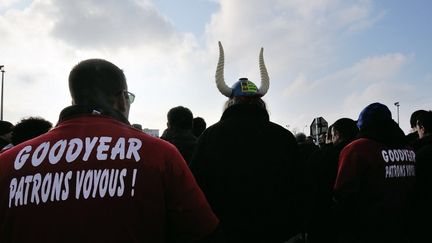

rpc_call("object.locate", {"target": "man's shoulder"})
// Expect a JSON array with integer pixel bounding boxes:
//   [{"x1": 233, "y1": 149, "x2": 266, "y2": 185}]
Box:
[
  {"x1": 267, "y1": 121, "x2": 288, "y2": 130},
  {"x1": 342, "y1": 138, "x2": 414, "y2": 159},
  {"x1": 0, "y1": 116, "x2": 175, "y2": 162},
  {"x1": 416, "y1": 135, "x2": 432, "y2": 148},
  {"x1": 267, "y1": 121, "x2": 297, "y2": 141},
  {"x1": 340, "y1": 138, "x2": 376, "y2": 156},
  {"x1": 344, "y1": 138, "x2": 377, "y2": 148},
  {"x1": 416, "y1": 140, "x2": 432, "y2": 157}
]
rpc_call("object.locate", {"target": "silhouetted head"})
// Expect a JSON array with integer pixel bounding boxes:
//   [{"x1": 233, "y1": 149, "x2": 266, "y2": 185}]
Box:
[
  {"x1": 357, "y1": 102, "x2": 406, "y2": 146},
  {"x1": 11, "y1": 117, "x2": 52, "y2": 145},
  {"x1": 68, "y1": 59, "x2": 134, "y2": 118},
  {"x1": 0, "y1": 120, "x2": 13, "y2": 142},
  {"x1": 331, "y1": 118, "x2": 359, "y2": 145},
  {"x1": 0, "y1": 121, "x2": 13, "y2": 135},
  {"x1": 416, "y1": 111, "x2": 432, "y2": 139},
  {"x1": 167, "y1": 106, "x2": 194, "y2": 130},
  {"x1": 410, "y1": 109, "x2": 428, "y2": 130},
  {"x1": 357, "y1": 103, "x2": 392, "y2": 130},
  {"x1": 192, "y1": 117, "x2": 206, "y2": 137}
]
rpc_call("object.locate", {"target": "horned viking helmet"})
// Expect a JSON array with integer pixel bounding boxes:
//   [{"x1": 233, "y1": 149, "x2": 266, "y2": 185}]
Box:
[{"x1": 215, "y1": 41, "x2": 270, "y2": 98}]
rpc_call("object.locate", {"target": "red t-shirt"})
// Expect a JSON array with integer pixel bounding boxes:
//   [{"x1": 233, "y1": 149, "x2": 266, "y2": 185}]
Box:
[
  {"x1": 0, "y1": 115, "x2": 218, "y2": 242},
  {"x1": 334, "y1": 138, "x2": 415, "y2": 241}
]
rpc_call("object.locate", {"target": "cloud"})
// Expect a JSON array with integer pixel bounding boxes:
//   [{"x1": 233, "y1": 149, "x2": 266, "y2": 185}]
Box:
[
  {"x1": 46, "y1": 0, "x2": 178, "y2": 49},
  {"x1": 204, "y1": 0, "x2": 383, "y2": 77},
  {"x1": 271, "y1": 52, "x2": 412, "y2": 134},
  {"x1": 0, "y1": 0, "x2": 182, "y2": 51},
  {"x1": 342, "y1": 53, "x2": 408, "y2": 83},
  {"x1": 0, "y1": 0, "x2": 203, "y2": 128},
  {"x1": 0, "y1": 0, "x2": 20, "y2": 9},
  {"x1": 283, "y1": 73, "x2": 318, "y2": 97},
  {"x1": 282, "y1": 53, "x2": 408, "y2": 98},
  {"x1": 342, "y1": 82, "x2": 414, "y2": 113}
]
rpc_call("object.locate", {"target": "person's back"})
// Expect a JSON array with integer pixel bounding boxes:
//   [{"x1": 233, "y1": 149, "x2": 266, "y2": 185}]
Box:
[
  {"x1": 0, "y1": 59, "x2": 218, "y2": 242},
  {"x1": 161, "y1": 106, "x2": 197, "y2": 165},
  {"x1": 1, "y1": 114, "x2": 217, "y2": 242},
  {"x1": 192, "y1": 104, "x2": 301, "y2": 243},
  {"x1": 304, "y1": 118, "x2": 358, "y2": 243},
  {"x1": 334, "y1": 103, "x2": 415, "y2": 243},
  {"x1": 296, "y1": 132, "x2": 319, "y2": 163},
  {"x1": 191, "y1": 42, "x2": 302, "y2": 242},
  {"x1": 410, "y1": 111, "x2": 432, "y2": 243}
]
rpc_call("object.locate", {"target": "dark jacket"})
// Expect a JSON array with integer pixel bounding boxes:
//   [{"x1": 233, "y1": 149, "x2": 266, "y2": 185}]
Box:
[
  {"x1": 298, "y1": 142, "x2": 319, "y2": 163},
  {"x1": 406, "y1": 131, "x2": 419, "y2": 147},
  {"x1": 412, "y1": 133, "x2": 432, "y2": 153},
  {"x1": 190, "y1": 104, "x2": 302, "y2": 243},
  {"x1": 410, "y1": 135, "x2": 432, "y2": 243},
  {"x1": 304, "y1": 139, "x2": 352, "y2": 243},
  {"x1": 161, "y1": 128, "x2": 197, "y2": 165}
]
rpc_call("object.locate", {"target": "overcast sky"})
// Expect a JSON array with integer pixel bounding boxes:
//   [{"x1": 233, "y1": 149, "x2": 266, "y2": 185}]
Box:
[{"x1": 0, "y1": 0, "x2": 431, "y2": 135}]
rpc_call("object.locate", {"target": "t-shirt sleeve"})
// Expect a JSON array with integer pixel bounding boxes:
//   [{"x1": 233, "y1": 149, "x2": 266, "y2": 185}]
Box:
[
  {"x1": 334, "y1": 143, "x2": 363, "y2": 193},
  {"x1": 163, "y1": 147, "x2": 219, "y2": 242},
  {"x1": 333, "y1": 143, "x2": 364, "y2": 227}
]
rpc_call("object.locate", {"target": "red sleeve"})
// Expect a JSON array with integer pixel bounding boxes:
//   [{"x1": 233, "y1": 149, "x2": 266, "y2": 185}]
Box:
[
  {"x1": 333, "y1": 141, "x2": 367, "y2": 223},
  {"x1": 334, "y1": 142, "x2": 363, "y2": 192},
  {"x1": 164, "y1": 147, "x2": 219, "y2": 242}
]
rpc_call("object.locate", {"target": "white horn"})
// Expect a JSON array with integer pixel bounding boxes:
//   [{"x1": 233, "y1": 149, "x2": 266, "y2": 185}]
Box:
[
  {"x1": 258, "y1": 47, "x2": 269, "y2": 96},
  {"x1": 215, "y1": 41, "x2": 232, "y2": 97}
]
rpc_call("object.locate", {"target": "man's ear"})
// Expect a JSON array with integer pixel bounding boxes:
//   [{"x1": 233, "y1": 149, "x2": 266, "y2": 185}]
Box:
[
  {"x1": 113, "y1": 94, "x2": 127, "y2": 113},
  {"x1": 419, "y1": 125, "x2": 425, "y2": 132}
]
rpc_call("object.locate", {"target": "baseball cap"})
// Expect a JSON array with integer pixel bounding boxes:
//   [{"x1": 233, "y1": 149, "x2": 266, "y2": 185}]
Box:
[{"x1": 357, "y1": 102, "x2": 392, "y2": 129}]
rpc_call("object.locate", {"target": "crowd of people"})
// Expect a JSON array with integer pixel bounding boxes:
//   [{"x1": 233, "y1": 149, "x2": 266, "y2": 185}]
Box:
[{"x1": 0, "y1": 42, "x2": 431, "y2": 243}]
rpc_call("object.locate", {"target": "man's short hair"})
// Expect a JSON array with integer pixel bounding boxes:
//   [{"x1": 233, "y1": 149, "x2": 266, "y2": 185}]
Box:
[
  {"x1": 69, "y1": 59, "x2": 126, "y2": 106},
  {"x1": 11, "y1": 117, "x2": 52, "y2": 145},
  {"x1": 332, "y1": 118, "x2": 359, "y2": 142},
  {"x1": 417, "y1": 111, "x2": 432, "y2": 134},
  {"x1": 167, "y1": 106, "x2": 194, "y2": 130},
  {"x1": 192, "y1": 117, "x2": 206, "y2": 137},
  {"x1": 410, "y1": 110, "x2": 428, "y2": 128}
]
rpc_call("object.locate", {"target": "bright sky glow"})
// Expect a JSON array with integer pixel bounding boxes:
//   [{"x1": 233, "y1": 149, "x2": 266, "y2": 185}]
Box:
[{"x1": 0, "y1": 0, "x2": 431, "y2": 134}]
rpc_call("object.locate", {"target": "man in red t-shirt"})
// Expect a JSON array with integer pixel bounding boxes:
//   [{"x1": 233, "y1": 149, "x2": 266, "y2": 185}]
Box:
[
  {"x1": 334, "y1": 103, "x2": 415, "y2": 243},
  {"x1": 0, "y1": 59, "x2": 219, "y2": 242}
]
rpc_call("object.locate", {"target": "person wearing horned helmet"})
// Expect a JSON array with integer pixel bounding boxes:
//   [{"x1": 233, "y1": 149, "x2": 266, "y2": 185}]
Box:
[{"x1": 190, "y1": 42, "x2": 303, "y2": 243}]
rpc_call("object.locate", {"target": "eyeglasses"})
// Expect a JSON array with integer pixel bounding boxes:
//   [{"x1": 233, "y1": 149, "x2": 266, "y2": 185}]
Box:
[
  {"x1": 125, "y1": 91, "x2": 135, "y2": 104},
  {"x1": 117, "y1": 90, "x2": 135, "y2": 104}
]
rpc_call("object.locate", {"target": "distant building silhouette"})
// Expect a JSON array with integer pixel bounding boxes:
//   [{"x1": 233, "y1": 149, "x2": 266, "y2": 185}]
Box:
[
  {"x1": 132, "y1": 123, "x2": 159, "y2": 137},
  {"x1": 143, "y1": 128, "x2": 159, "y2": 137}
]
